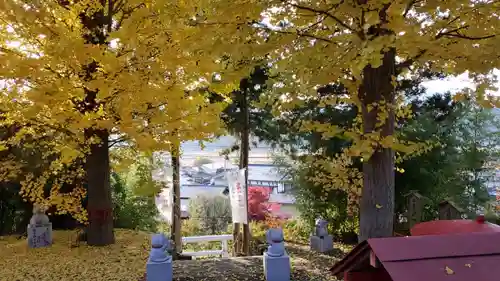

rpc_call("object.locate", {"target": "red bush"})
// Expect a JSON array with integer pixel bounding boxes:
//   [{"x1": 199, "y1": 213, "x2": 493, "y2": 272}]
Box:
[{"x1": 247, "y1": 186, "x2": 281, "y2": 221}]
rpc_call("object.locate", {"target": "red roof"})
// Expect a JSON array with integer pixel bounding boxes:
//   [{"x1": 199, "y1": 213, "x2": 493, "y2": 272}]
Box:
[
  {"x1": 331, "y1": 232, "x2": 500, "y2": 281},
  {"x1": 410, "y1": 218, "x2": 500, "y2": 236}
]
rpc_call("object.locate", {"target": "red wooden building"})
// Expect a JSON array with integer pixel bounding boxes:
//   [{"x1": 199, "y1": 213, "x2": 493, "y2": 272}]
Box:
[{"x1": 330, "y1": 216, "x2": 500, "y2": 281}]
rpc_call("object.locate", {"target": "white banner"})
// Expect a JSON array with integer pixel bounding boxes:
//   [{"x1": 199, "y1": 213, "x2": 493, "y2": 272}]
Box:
[{"x1": 226, "y1": 168, "x2": 248, "y2": 224}]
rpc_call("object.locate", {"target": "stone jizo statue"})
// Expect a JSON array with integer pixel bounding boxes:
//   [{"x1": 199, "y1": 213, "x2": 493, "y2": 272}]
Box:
[
  {"x1": 315, "y1": 218, "x2": 328, "y2": 238},
  {"x1": 30, "y1": 204, "x2": 50, "y2": 225},
  {"x1": 266, "y1": 228, "x2": 285, "y2": 257},
  {"x1": 27, "y1": 203, "x2": 52, "y2": 248},
  {"x1": 150, "y1": 233, "x2": 172, "y2": 262}
]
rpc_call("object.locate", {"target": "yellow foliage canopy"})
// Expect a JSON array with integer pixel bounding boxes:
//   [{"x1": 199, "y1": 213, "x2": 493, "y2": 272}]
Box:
[
  {"x1": 0, "y1": 0, "x2": 264, "y2": 220},
  {"x1": 1, "y1": 0, "x2": 499, "y2": 223},
  {"x1": 247, "y1": 0, "x2": 500, "y2": 205}
]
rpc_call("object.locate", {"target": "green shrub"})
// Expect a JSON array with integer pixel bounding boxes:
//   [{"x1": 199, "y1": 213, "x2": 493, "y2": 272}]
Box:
[
  {"x1": 111, "y1": 172, "x2": 159, "y2": 232},
  {"x1": 110, "y1": 151, "x2": 164, "y2": 232},
  {"x1": 188, "y1": 194, "x2": 231, "y2": 235},
  {"x1": 282, "y1": 219, "x2": 313, "y2": 244}
]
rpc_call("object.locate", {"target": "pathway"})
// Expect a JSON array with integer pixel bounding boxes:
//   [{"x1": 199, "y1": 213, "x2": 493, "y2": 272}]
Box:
[{"x1": 141, "y1": 243, "x2": 349, "y2": 281}]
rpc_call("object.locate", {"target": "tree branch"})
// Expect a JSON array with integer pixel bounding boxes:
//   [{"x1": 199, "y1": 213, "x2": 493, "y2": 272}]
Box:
[
  {"x1": 286, "y1": 1, "x2": 364, "y2": 39},
  {"x1": 254, "y1": 23, "x2": 333, "y2": 43},
  {"x1": 108, "y1": 136, "x2": 128, "y2": 148},
  {"x1": 395, "y1": 49, "x2": 426, "y2": 74},
  {"x1": 395, "y1": 27, "x2": 497, "y2": 73},
  {"x1": 403, "y1": 0, "x2": 422, "y2": 18},
  {"x1": 441, "y1": 32, "x2": 496, "y2": 41},
  {"x1": 114, "y1": 3, "x2": 146, "y2": 31}
]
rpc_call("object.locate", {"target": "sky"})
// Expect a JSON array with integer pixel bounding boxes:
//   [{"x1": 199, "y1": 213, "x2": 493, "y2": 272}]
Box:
[{"x1": 422, "y1": 70, "x2": 500, "y2": 96}]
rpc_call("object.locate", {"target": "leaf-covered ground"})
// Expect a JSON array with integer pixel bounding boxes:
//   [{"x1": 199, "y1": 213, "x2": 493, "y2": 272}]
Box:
[{"x1": 0, "y1": 229, "x2": 349, "y2": 281}]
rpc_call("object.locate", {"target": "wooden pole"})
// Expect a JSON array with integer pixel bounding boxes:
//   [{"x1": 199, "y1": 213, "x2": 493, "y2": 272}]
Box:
[
  {"x1": 241, "y1": 88, "x2": 251, "y2": 256},
  {"x1": 171, "y1": 141, "x2": 182, "y2": 255}
]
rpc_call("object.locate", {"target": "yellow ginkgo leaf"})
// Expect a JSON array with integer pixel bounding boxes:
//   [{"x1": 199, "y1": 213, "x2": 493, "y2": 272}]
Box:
[
  {"x1": 445, "y1": 266, "x2": 454, "y2": 275},
  {"x1": 376, "y1": 204, "x2": 383, "y2": 209}
]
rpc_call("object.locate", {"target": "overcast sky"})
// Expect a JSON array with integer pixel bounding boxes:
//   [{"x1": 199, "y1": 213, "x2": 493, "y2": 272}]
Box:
[{"x1": 422, "y1": 70, "x2": 500, "y2": 96}]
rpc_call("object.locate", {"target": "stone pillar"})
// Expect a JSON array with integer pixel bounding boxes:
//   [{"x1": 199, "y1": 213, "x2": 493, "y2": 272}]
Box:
[
  {"x1": 263, "y1": 228, "x2": 291, "y2": 281},
  {"x1": 146, "y1": 233, "x2": 173, "y2": 281},
  {"x1": 310, "y1": 218, "x2": 333, "y2": 253}
]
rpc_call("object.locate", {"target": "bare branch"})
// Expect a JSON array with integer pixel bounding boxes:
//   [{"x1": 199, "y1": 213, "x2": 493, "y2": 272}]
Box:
[
  {"x1": 395, "y1": 50, "x2": 426, "y2": 74},
  {"x1": 286, "y1": 2, "x2": 364, "y2": 39},
  {"x1": 396, "y1": 26, "x2": 497, "y2": 74},
  {"x1": 441, "y1": 32, "x2": 496, "y2": 41},
  {"x1": 253, "y1": 22, "x2": 333, "y2": 43},
  {"x1": 108, "y1": 136, "x2": 128, "y2": 148},
  {"x1": 111, "y1": 0, "x2": 126, "y2": 14},
  {"x1": 276, "y1": 29, "x2": 334, "y2": 43},
  {"x1": 114, "y1": 3, "x2": 146, "y2": 31}
]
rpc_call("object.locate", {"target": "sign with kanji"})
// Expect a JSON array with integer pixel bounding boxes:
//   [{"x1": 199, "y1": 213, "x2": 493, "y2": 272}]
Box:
[
  {"x1": 226, "y1": 168, "x2": 248, "y2": 224},
  {"x1": 28, "y1": 223, "x2": 52, "y2": 248}
]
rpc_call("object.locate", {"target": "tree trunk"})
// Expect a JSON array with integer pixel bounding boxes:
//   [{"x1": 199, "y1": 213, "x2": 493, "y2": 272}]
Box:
[
  {"x1": 358, "y1": 49, "x2": 396, "y2": 242},
  {"x1": 85, "y1": 128, "x2": 114, "y2": 246},
  {"x1": 75, "y1": 2, "x2": 114, "y2": 246},
  {"x1": 171, "y1": 143, "x2": 182, "y2": 254},
  {"x1": 241, "y1": 89, "x2": 251, "y2": 256},
  {"x1": 232, "y1": 222, "x2": 241, "y2": 255}
]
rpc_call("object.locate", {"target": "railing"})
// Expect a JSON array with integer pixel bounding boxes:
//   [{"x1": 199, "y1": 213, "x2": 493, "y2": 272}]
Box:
[{"x1": 181, "y1": 234, "x2": 233, "y2": 260}]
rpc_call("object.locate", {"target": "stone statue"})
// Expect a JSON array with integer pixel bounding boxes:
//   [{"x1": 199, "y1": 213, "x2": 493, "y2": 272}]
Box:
[
  {"x1": 149, "y1": 233, "x2": 172, "y2": 262},
  {"x1": 310, "y1": 218, "x2": 333, "y2": 253},
  {"x1": 263, "y1": 228, "x2": 291, "y2": 281},
  {"x1": 266, "y1": 228, "x2": 285, "y2": 257},
  {"x1": 27, "y1": 203, "x2": 52, "y2": 248},
  {"x1": 315, "y1": 218, "x2": 328, "y2": 238},
  {"x1": 147, "y1": 233, "x2": 173, "y2": 281},
  {"x1": 30, "y1": 204, "x2": 50, "y2": 225}
]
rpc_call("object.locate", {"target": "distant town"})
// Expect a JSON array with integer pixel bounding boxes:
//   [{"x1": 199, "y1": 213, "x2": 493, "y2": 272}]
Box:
[{"x1": 154, "y1": 135, "x2": 298, "y2": 222}]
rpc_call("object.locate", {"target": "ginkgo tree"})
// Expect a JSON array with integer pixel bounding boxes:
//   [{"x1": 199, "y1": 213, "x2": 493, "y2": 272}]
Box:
[
  {"x1": 186, "y1": 0, "x2": 500, "y2": 240},
  {"x1": 254, "y1": 0, "x2": 500, "y2": 241},
  {"x1": 0, "y1": 0, "x2": 261, "y2": 245}
]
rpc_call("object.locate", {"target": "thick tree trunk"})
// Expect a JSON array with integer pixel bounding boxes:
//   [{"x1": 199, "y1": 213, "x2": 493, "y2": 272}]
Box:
[
  {"x1": 171, "y1": 143, "x2": 182, "y2": 254},
  {"x1": 358, "y1": 49, "x2": 396, "y2": 242},
  {"x1": 85, "y1": 128, "x2": 114, "y2": 246}
]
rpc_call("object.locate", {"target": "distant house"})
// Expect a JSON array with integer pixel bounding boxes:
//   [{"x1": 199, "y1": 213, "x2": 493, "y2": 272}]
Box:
[
  {"x1": 155, "y1": 163, "x2": 299, "y2": 221},
  {"x1": 190, "y1": 167, "x2": 215, "y2": 184},
  {"x1": 215, "y1": 164, "x2": 294, "y2": 193},
  {"x1": 153, "y1": 135, "x2": 300, "y2": 221},
  {"x1": 218, "y1": 164, "x2": 298, "y2": 218}
]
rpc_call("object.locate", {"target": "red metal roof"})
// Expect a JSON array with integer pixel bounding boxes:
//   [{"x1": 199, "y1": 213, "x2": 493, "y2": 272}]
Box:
[
  {"x1": 331, "y1": 232, "x2": 500, "y2": 281},
  {"x1": 368, "y1": 232, "x2": 500, "y2": 261},
  {"x1": 410, "y1": 218, "x2": 500, "y2": 236},
  {"x1": 382, "y1": 255, "x2": 500, "y2": 281}
]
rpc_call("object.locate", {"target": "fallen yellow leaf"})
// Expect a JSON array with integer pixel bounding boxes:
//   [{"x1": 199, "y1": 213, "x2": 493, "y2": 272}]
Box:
[{"x1": 445, "y1": 266, "x2": 454, "y2": 275}]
